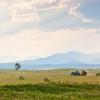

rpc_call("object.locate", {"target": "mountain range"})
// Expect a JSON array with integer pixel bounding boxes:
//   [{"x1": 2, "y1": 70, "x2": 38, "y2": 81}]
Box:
[{"x1": 0, "y1": 51, "x2": 100, "y2": 70}]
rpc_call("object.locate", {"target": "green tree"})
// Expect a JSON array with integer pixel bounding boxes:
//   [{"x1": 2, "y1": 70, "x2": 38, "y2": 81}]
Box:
[{"x1": 15, "y1": 63, "x2": 21, "y2": 70}]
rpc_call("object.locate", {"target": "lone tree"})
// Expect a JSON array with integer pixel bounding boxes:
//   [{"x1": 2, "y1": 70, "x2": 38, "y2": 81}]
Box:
[{"x1": 15, "y1": 63, "x2": 21, "y2": 70}]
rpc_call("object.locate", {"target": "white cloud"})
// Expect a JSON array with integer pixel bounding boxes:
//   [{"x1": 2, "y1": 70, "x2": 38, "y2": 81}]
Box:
[
  {"x1": 68, "y1": 3, "x2": 92, "y2": 23},
  {"x1": 0, "y1": 0, "x2": 98, "y2": 63},
  {"x1": 0, "y1": 28, "x2": 100, "y2": 62},
  {"x1": 0, "y1": 0, "x2": 92, "y2": 23}
]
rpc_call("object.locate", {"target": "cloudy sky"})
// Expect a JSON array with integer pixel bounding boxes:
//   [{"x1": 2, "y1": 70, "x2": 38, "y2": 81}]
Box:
[{"x1": 0, "y1": 0, "x2": 100, "y2": 62}]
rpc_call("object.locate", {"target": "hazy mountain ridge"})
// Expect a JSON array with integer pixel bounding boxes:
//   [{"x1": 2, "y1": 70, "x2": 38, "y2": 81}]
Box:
[{"x1": 0, "y1": 51, "x2": 100, "y2": 70}]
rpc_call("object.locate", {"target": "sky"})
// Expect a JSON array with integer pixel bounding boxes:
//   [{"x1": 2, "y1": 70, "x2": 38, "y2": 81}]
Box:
[{"x1": 0, "y1": 0, "x2": 100, "y2": 63}]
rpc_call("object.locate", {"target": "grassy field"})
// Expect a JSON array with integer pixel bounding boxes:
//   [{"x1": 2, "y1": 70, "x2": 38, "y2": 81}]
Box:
[
  {"x1": 0, "y1": 69, "x2": 100, "y2": 85},
  {"x1": 0, "y1": 69, "x2": 100, "y2": 100}
]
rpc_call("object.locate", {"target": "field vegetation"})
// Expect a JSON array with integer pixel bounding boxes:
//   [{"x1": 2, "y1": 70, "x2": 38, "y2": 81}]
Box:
[
  {"x1": 0, "y1": 69, "x2": 100, "y2": 100},
  {"x1": 0, "y1": 82, "x2": 100, "y2": 100}
]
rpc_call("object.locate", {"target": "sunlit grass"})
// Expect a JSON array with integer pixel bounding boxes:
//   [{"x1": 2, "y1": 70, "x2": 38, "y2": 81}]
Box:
[
  {"x1": 0, "y1": 69, "x2": 100, "y2": 85},
  {"x1": 0, "y1": 83, "x2": 100, "y2": 100},
  {"x1": 0, "y1": 69, "x2": 100, "y2": 99}
]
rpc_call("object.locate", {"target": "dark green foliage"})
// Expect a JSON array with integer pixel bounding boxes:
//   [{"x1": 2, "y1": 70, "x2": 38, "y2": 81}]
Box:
[
  {"x1": 70, "y1": 71, "x2": 80, "y2": 76},
  {"x1": 96, "y1": 73, "x2": 100, "y2": 76},
  {"x1": 15, "y1": 63, "x2": 21, "y2": 70},
  {"x1": 0, "y1": 83, "x2": 100, "y2": 100}
]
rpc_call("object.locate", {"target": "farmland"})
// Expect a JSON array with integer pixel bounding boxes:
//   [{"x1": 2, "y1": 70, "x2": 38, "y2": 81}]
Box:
[{"x1": 0, "y1": 69, "x2": 100, "y2": 100}]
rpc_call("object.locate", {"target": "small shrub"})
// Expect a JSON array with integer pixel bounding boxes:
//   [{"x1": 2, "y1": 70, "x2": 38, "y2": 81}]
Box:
[
  {"x1": 96, "y1": 73, "x2": 100, "y2": 76},
  {"x1": 19, "y1": 76, "x2": 25, "y2": 80},
  {"x1": 44, "y1": 78, "x2": 51, "y2": 83},
  {"x1": 81, "y1": 71, "x2": 87, "y2": 76}
]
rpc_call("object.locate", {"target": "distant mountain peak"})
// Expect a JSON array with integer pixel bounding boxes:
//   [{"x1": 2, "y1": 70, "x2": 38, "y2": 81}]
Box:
[{"x1": 0, "y1": 51, "x2": 100, "y2": 70}]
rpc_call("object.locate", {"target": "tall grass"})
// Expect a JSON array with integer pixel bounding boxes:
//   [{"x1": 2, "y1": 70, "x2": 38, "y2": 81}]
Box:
[{"x1": 0, "y1": 82, "x2": 100, "y2": 100}]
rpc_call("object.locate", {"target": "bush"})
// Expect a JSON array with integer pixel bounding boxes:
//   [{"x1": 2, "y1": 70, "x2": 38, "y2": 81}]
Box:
[
  {"x1": 96, "y1": 73, "x2": 100, "y2": 76},
  {"x1": 19, "y1": 76, "x2": 25, "y2": 80},
  {"x1": 70, "y1": 71, "x2": 80, "y2": 76},
  {"x1": 81, "y1": 71, "x2": 87, "y2": 76},
  {"x1": 44, "y1": 78, "x2": 51, "y2": 83}
]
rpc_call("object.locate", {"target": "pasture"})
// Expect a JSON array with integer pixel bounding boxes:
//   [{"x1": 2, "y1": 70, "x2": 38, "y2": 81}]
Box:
[
  {"x1": 0, "y1": 69, "x2": 100, "y2": 100},
  {"x1": 0, "y1": 69, "x2": 100, "y2": 85}
]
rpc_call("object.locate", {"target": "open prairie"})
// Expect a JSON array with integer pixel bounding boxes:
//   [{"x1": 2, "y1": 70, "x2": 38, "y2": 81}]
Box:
[
  {"x1": 0, "y1": 69, "x2": 100, "y2": 85},
  {"x1": 0, "y1": 69, "x2": 100, "y2": 100}
]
